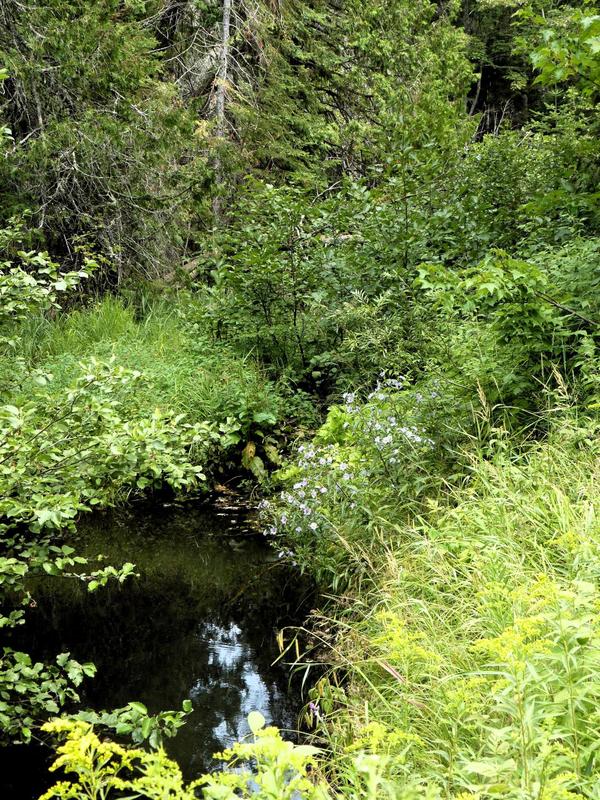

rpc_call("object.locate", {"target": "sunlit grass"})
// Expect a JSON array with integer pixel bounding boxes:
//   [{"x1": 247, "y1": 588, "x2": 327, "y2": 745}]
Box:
[
  {"x1": 298, "y1": 415, "x2": 600, "y2": 797},
  {"x1": 7, "y1": 293, "x2": 280, "y2": 430}
]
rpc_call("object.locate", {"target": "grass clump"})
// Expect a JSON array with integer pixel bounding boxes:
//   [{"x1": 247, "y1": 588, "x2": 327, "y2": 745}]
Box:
[{"x1": 5, "y1": 293, "x2": 282, "y2": 450}]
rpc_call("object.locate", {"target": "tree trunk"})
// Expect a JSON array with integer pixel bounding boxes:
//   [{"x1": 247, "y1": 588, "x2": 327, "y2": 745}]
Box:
[
  {"x1": 212, "y1": 0, "x2": 232, "y2": 221},
  {"x1": 215, "y1": 0, "x2": 232, "y2": 138}
]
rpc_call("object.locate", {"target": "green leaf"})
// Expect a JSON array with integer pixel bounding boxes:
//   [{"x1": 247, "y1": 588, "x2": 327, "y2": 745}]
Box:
[
  {"x1": 248, "y1": 710, "x2": 266, "y2": 734},
  {"x1": 292, "y1": 744, "x2": 321, "y2": 757},
  {"x1": 249, "y1": 455, "x2": 267, "y2": 479},
  {"x1": 128, "y1": 701, "x2": 148, "y2": 716}
]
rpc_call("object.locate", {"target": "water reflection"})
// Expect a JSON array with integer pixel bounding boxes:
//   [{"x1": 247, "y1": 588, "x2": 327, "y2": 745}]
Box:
[
  {"x1": 1, "y1": 502, "x2": 312, "y2": 799},
  {"x1": 187, "y1": 621, "x2": 291, "y2": 766}
]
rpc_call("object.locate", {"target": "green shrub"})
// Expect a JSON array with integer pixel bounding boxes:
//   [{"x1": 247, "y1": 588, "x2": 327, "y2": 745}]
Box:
[
  {"x1": 265, "y1": 378, "x2": 453, "y2": 589},
  {"x1": 40, "y1": 713, "x2": 329, "y2": 800}
]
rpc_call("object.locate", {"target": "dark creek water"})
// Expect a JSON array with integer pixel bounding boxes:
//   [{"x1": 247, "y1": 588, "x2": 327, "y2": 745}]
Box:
[{"x1": 1, "y1": 503, "x2": 312, "y2": 800}]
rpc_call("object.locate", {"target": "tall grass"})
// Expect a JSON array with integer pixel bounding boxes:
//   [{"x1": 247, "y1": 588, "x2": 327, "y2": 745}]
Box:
[
  {"x1": 301, "y1": 416, "x2": 600, "y2": 798},
  {"x1": 7, "y1": 294, "x2": 280, "y2": 431}
]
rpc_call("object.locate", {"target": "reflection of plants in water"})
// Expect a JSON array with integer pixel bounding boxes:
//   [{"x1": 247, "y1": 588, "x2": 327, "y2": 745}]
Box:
[{"x1": 188, "y1": 621, "x2": 294, "y2": 764}]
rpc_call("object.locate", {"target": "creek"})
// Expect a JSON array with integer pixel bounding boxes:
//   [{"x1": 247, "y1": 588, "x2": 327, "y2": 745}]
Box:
[{"x1": 1, "y1": 501, "x2": 312, "y2": 799}]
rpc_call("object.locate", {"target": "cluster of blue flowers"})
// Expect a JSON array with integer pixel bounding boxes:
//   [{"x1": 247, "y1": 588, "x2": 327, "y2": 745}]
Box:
[
  {"x1": 260, "y1": 376, "x2": 438, "y2": 560},
  {"x1": 259, "y1": 440, "x2": 364, "y2": 560},
  {"x1": 343, "y1": 379, "x2": 434, "y2": 466}
]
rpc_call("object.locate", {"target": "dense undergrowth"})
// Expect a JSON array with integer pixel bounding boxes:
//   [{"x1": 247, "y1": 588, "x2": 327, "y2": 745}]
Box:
[
  {"x1": 2, "y1": 1, "x2": 600, "y2": 798},
  {"x1": 7, "y1": 293, "x2": 283, "y2": 463},
  {"x1": 272, "y1": 392, "x2": 600, "y2": 798},
  {"x1": 1, "y1": 290, "x2": 285, "y2": 528}
]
